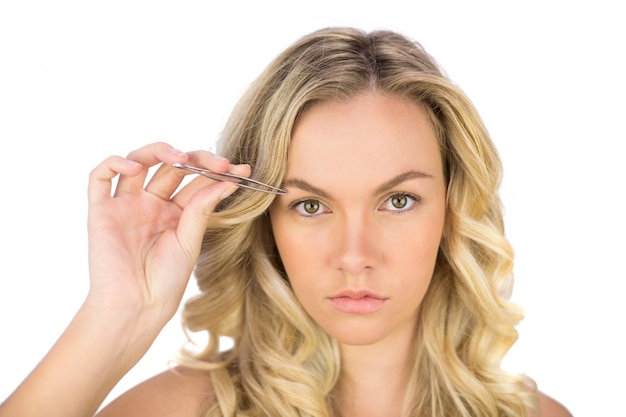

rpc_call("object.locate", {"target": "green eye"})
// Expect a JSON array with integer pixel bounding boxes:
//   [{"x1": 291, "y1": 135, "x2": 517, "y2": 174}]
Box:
[
  {"x1": 391, "y1": 194, "x2": 408, "y2": 209},
  {"x1": 291, "y1": 198, "x2": 330, "y2": 217},
  {"x1": 380, "y1": 193, "x2": 419, "y2": 213},
  {"x1": 303, "y1": 200, "x2": 320, "y2": 214}
]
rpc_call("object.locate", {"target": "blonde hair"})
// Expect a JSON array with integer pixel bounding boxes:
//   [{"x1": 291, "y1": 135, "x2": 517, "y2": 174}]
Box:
[{"x1": 177, "y1": 27, "x2": 538, "y2": 417}]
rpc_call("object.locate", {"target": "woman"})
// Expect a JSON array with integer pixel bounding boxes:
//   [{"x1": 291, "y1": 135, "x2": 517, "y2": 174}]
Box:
[{"x1": 0, "y1": 27, "x2": 571, "y2": 417}]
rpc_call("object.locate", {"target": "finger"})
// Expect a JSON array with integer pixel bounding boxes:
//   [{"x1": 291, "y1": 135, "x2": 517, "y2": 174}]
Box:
[
  {"x1": 142, "y1": 163, "x2": 188, "y2": 201},
  {"x1": 88, "y1": 156, "x2": 143, "y2": 205},
  {"x1": 114, "y1": 142, "x2": 189, "y2": 196},
  {"x1": 172, "y1": 163, "x2": 251, "y2": 208},
  {"x1": 144, "y1": 152, "x2": 231, "y2": 200},
  {"x1": 176, "y1": 181, "x2": 238, "y2": 258},
  {"x1": 184, "y1": 151, "x2": 232, "y2": 174},
  {"x1": 228, "y1": 162, "x2": 252, "y2": 177}
]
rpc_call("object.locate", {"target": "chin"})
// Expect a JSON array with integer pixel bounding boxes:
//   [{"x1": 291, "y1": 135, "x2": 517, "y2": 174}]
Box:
[
  {"x1": 333, "y1": 334, "x2": 387, "y2": 346},
  {"x1": 316, "y1": 312, "x2": 418, "y2": 349},
  {"x1": 323, "y1": 323, "x2": 393, "y2": 347}
]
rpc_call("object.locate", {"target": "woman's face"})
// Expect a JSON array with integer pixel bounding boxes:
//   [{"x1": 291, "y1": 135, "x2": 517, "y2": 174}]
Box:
[{"x1": 269, "y1": 92, "x2": 447, "y2": 348}]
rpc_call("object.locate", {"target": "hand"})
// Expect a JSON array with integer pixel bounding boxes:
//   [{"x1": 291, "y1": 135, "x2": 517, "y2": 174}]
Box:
[{"x1": 85, "y1": 142, "x2": 247, "y2": 325}]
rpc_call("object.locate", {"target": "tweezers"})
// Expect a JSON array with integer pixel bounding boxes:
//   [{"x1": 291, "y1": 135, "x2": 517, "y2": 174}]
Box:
[{"x1": 172, "y1": 163, "x2": 286, "y2": 195}]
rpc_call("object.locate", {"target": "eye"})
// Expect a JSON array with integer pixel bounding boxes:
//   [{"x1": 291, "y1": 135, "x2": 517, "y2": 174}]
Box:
[
  {"x1": 291, "y1": 199, "x2": 330, "y2": 217},
  {"x1": 379, "y1": 193, "x2": 419, "y2": 213}
]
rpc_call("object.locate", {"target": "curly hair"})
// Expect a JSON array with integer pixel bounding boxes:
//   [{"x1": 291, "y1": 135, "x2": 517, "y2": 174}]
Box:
[{"x1": 176, "y1": 27, "x2": 538, "y2": 417}]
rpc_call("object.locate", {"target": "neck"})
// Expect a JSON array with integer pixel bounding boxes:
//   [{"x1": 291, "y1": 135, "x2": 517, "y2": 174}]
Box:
[{"x1": 332, "y1": 328, "x2": 416, "y2": 417}]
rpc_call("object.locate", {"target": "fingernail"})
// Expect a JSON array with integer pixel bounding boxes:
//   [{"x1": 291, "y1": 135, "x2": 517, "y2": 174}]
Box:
[
  {"x1": 170, "y1": 147, "x2": 187, "y2": 157},
  {"x1": 229, "y1": 163, "x2": 250, "y2": 171},
  {"x1": 126, "y1": 159, "x2": 142, "y2": 168}
]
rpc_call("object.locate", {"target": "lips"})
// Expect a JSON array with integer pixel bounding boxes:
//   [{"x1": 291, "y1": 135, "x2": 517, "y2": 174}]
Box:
[{"x1": 328, "y1": 290, "x2": 387, "y2": 314}]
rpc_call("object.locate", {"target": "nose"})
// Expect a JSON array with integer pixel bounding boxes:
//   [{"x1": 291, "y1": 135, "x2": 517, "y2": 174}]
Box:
[{"x1": 331, "y1": 212, "x2": 380, "y2": 274}]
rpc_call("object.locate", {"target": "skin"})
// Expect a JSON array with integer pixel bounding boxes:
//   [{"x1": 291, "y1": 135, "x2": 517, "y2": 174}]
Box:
[
  {"x1": 0, "y1": 96, "x2": 573, "y2": 417},
  {"x1": 267, "y1": 91, "x2": 571, "y2": 417},
  {"x1": 270, "y1": 91, "x2": 447, "y2": 415},
  {"x1": 0, "y1": 143, "x2": 248, "y2": 417}
]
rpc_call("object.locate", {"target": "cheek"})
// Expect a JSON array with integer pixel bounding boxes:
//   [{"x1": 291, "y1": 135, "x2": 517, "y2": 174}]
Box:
[
  {"x1": 270, "y1": 214, "x2": 322, "y2": 282},
  {"x1": 390, "y1": 212, "x2": 444, "y2": 283},
  {"x1": 270, "y1": 225, "x2": 321, "y2": 311},
  {"x1": 390, "y1": 236, "x2": 439, "y2": 289}
]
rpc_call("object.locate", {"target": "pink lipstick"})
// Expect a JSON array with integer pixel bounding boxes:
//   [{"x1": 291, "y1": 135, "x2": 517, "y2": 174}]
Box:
[{"x1": 328, "y1": 290, "x2": 387, "y2": 314}]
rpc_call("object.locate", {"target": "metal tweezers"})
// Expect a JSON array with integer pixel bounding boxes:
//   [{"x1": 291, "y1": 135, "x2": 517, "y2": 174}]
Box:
[{"x1": 172, "y1": 163, "x2": 286, "y2": 195}]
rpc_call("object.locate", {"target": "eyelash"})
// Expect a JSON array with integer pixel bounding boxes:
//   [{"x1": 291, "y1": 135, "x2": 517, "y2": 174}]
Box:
[
  {"x1": 289, "y1": 199, "x2": 331, "y2": 217},
  {"x1": 289, "y1": 193, "x2": 420, "y2": 217},
  {"x1": 379, "y1": 192, "x2": 420, "y2": 213}
]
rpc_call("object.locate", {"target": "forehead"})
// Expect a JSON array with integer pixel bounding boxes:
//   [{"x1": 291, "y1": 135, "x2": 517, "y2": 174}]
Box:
[{"x1": 287, "y1": 92, "x2": 443, "y2": 182}]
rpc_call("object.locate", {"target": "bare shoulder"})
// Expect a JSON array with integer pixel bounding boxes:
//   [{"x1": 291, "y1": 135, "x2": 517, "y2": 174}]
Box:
[
  {"x1": 531, "y1": 391, "x2": 573, "y2": 417},
  {"x1": 96, "y1": 367, "x2": 214, "y2": 417}
]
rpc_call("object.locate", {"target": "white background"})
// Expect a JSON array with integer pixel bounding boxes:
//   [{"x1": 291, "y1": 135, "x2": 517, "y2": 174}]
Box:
[{"x1": 1, "y1": 1, "x2": 624, "y2": 415}]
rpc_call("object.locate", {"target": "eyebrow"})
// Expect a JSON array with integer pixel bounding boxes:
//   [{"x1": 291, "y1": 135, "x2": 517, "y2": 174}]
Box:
[
  {"x1": 282, "y1": 170, "x2": 433, "y2": 198},
  {"x1": 281, "y1": 178, "x2": 331, "y2": 199},
  {"x1": 374, "y1": 170, "x2": 433, "y2": 194}
]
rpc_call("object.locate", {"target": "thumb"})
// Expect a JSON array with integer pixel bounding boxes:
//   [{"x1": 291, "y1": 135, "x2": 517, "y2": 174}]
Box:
[{"x1": 176, "y1": 181, "x2": 238, "y2": 258}]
